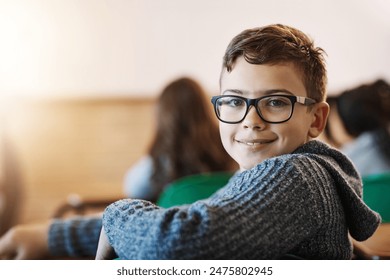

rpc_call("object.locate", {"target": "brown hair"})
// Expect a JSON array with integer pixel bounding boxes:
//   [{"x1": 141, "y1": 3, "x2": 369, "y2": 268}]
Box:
[
  {"x1": 336, "y1": 79, "x2": 390, "y2": 163},
  {"x1": 222, "y1": 24, "x2": 327, "y2": 101},
  {"x1": 148, "y1": 77, "x2": 236, "y2": 200}
]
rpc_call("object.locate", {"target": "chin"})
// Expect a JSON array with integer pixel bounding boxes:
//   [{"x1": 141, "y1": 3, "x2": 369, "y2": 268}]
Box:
[{"x1": 239, "y1": 161, "x2": 262, "y2": 171}]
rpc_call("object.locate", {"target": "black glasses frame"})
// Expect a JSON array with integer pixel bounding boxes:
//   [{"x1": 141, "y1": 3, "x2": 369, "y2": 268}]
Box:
[{"x1": 211, "y1": 94, "x2": 317, "y2": 124}]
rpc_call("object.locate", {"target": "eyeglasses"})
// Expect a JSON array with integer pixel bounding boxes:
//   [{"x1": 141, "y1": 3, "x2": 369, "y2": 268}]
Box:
[{"x1": 211, "y1": 94, "x2": 316, "y2": 124}]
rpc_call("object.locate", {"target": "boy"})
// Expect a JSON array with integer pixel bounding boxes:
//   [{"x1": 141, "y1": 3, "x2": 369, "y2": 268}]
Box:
[{"x1": 96, "y1": 24, "x2": 380, "y2": 259}]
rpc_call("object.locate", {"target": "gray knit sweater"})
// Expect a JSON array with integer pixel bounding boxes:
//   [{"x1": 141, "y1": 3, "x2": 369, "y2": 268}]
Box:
[
  {"x1": 101, "y1": 140, "x2": 380, "y2": 259},
  {"x1": 48, "y1": 140, "x2": 380, "y2": 259}
]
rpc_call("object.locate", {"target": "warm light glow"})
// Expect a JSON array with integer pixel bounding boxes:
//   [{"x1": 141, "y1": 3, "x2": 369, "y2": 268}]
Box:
[
  {"x1": 0, "y1": 1, "x2": 54, "y2": 96},
  {"x1": 0, "y1": 0, "x2": 137, "y2": 98},
  {"x1": 0, "y1": 0, "x2": 389, "y2": 98}
]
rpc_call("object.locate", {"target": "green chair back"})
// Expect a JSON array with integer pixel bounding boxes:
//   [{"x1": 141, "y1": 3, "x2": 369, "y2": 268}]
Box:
[
  {"x1": 362, "y1": 173, "x2": 390, "y2": 223},
  {"x1": 156, "y1": 172, "x2": 234, "y2": 208}
]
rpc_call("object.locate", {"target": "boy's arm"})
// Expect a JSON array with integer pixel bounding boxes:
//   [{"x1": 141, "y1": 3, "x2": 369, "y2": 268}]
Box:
[
  {"x1": 48, "y1": 215, "x2": 102, "y2": 258},
  {"x1": 95, "y1": 226, "x2": 116, "y2": 260},
  {"x1": 102, "y1": 157, "x2": 324, "y2": 259},
  {"x1": 0, "y1": 222, "x2": 50, "y2": 259},
  {"x1": 0, "y1": 214, "x2": 103, "y2": 259}
]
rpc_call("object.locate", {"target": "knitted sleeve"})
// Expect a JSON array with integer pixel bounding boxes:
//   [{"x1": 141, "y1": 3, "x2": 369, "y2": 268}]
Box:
[
  {"x1": 48, "y1": 217, "x2": 102, "y2": 257},
  {"x1": 103, "y1": 155, "x2": 328, "y2": 259}
]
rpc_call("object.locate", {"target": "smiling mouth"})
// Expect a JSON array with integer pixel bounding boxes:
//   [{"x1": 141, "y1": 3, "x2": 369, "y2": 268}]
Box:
[{"x1": 236, "y1": 139, "x2": 275, "y2": 146}]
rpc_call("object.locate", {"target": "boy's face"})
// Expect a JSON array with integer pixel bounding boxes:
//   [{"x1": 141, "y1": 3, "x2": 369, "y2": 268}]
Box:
[{"x1": 219, "y1": 57, "x2": 318, "y2": 171}]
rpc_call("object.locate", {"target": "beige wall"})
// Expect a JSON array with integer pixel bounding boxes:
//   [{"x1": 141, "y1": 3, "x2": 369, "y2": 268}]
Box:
[
  {"x1": 3, "y1": 98, "x2": 155, "y2": 223},
  {"x1": 1, "y1": 0, "x2": 389, "y2": 99}
]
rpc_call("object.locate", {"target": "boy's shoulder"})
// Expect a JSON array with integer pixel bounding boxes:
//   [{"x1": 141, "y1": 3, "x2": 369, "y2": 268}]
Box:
[
  {"x1": 269, "y1": 140, "x2": 335, "y2": 166},
  {"x1": 283, "y1": 140, "x2": 350, "y2": 168},
  {"x1": 292, "y1": 140, "x2": 332, "y2": 155},
  {"x1": 233, "y1": 140, "x2": 357, "y2": 185},
  {"x1": 238, "y1": 142, "x2": 331, "y2": 180},
  {"x1": 248, "y1": 140, "x2": 354, "y2": 180}
]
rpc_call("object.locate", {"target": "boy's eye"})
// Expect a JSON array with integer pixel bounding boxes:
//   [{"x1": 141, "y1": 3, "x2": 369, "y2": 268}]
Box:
[
  {"x1": 221, "y1": 97, "x2": 245, "y2": 107},
  {"x1": 263, "y1": 97, "x2": 290, "y2": 107}
]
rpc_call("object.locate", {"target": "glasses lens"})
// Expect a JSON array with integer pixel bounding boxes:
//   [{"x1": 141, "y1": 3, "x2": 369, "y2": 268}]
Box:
[
  {"x1": 216, "y1": 96, "x2": 247, "y2": 123},
  {"x1": 258, "y1": 96, "x2": 293, "y2": 123}
]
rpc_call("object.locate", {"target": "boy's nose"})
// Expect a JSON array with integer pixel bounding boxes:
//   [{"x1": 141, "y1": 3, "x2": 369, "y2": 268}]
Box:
[{"x1": 242, "y1": 106, "x2": 265, "y2": 130}]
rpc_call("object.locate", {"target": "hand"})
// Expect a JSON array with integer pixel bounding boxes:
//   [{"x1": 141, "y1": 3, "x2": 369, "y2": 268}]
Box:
[
  {"x1": 0, "y1": 222, "x2": 50, "y2": 260},
  {"x1": 95, "y1": 226, "x2": 116, "y2": 260}
]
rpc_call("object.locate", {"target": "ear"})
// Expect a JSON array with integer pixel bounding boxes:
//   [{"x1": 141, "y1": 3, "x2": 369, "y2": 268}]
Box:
[{"x1": 308, "y1": 101, "x2": 330, "y2": 138}]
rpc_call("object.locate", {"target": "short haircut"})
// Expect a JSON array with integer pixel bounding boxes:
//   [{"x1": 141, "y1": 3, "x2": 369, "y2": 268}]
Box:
[{"x1": 221, "y1": 24, "x2": 327, "y2": 102}]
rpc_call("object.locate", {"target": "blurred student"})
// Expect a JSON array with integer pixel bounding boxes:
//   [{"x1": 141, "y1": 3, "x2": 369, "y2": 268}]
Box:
[
  {"x1": 96, "y1": 24, "x2": 380, "y2": 260},
  {"x1": 124, "y1": 77, "x2": 236, "y2": 202},
  {"x1": 325, "y1": 79, "x2": 390, "y2": 176},
  {"x1": 0, "y1": 77, "x2": 235, "y2": 259}
]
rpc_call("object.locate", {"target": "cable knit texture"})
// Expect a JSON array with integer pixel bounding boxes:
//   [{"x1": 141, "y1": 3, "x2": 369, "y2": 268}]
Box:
[
  {"x1": 102, "y1": 140, "x2": 380, "y2": 259},
  {"x1": 48, "y1": 217, "x2": 102, "y2": 257},
  {"x1": 47, "y1": 140, "x2": 380, "y2": 259}
]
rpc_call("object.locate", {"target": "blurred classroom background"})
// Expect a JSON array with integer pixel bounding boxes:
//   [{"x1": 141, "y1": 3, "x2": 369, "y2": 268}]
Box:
[{"x1": 0, "y1": 0, "x2": 389, "y2": 228}]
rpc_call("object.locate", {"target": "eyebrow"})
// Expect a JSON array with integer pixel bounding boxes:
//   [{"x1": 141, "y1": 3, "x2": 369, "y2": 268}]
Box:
[{"x1": 222, "y1": 89, "x2": 295, "y2": 96}]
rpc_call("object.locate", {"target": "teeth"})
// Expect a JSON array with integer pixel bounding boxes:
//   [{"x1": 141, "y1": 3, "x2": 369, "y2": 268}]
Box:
[
  {"x1": 244, "y1": 142, "x2": 259, "y2": 146},
  {"x1": 239, "y1": 140, "x2": 272, "y2": 145}
]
